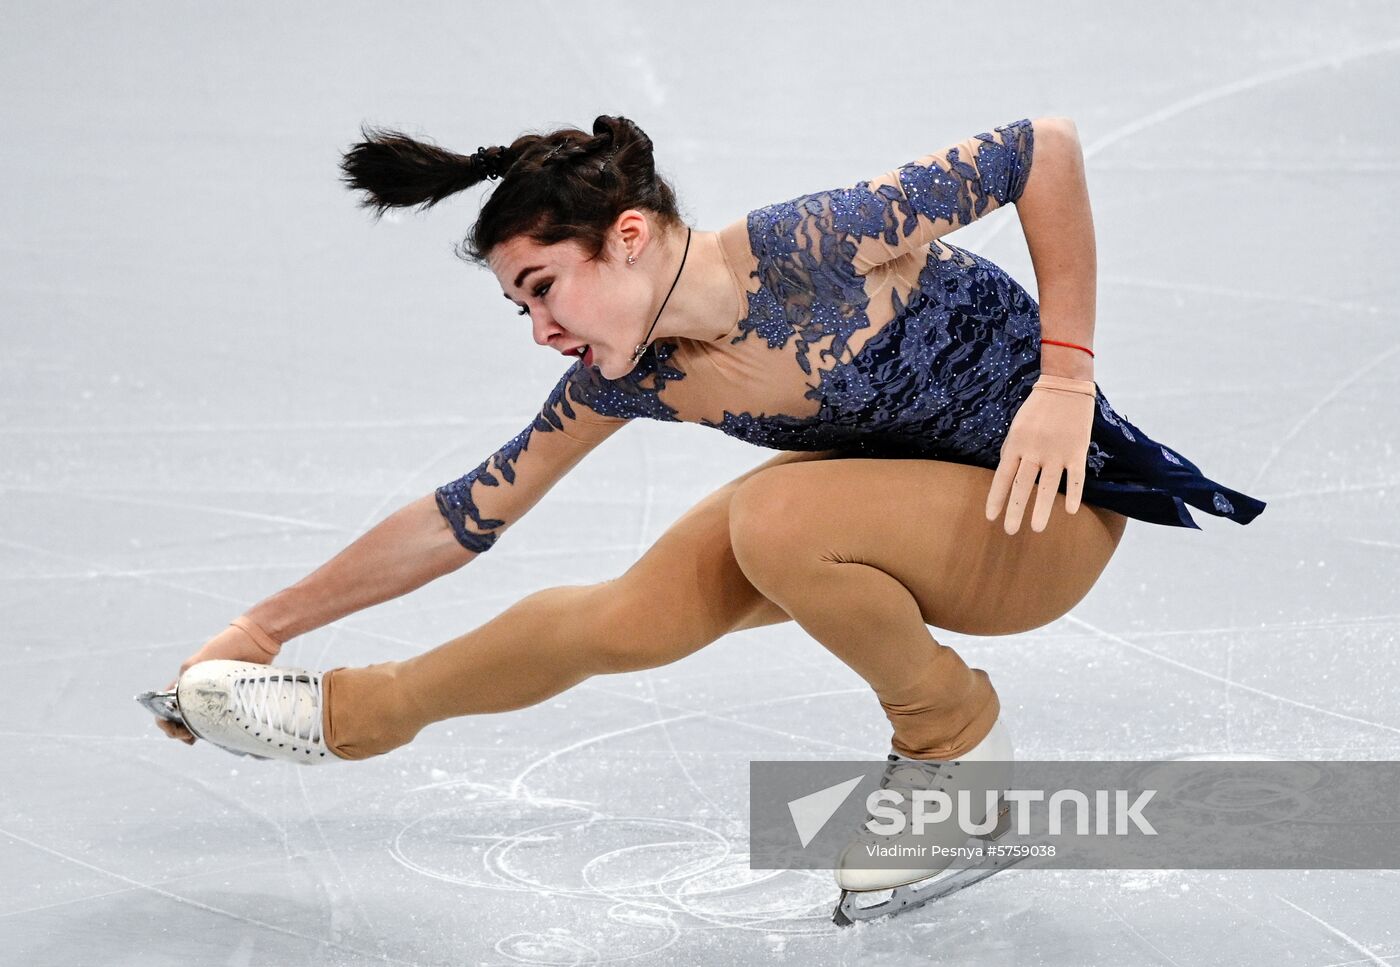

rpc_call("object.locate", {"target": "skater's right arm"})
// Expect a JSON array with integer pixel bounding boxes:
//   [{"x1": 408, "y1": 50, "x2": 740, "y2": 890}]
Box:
[{"x1": 241, "y1": 364, "x2": 629, "y2": 642}]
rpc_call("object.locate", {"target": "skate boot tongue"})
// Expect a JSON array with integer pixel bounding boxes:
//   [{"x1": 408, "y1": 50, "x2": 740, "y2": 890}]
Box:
[{"x1": 879, "y1": 754, "x2": 948, "y2": 796}]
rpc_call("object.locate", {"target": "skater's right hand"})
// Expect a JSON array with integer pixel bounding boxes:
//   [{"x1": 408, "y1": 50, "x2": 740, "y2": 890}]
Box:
[{"x1": 154, "y1": 618, "x2": 282, "y2": 746}]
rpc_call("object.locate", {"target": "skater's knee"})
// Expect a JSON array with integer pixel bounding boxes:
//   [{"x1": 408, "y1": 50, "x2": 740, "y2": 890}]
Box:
[{"x1": 727, "y1": 472, "x2": 809, "y2": 578}]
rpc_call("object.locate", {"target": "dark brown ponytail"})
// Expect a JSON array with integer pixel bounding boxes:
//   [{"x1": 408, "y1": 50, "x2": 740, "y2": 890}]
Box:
[{"x1": 339, "y1": 115, "x2": 684, "y2": 268}]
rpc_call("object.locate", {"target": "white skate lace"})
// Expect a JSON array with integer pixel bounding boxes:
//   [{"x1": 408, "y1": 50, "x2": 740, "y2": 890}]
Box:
[
  {"x1": 230, "y1": 671, "x2": 323, "y2": 746},
  {"x1": 858, "y1": 758, "x2": 951, "y2": 842}
]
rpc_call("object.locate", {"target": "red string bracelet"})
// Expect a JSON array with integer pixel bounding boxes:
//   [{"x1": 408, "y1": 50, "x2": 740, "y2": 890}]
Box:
[{"x1": 1041, "y1": 338, "x2": 1095, "y2": 358}]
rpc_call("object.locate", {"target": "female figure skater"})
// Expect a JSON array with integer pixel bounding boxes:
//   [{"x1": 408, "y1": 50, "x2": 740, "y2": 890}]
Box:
[{"x1": 148, "y1": 113, "x2": 1265, "y2": 917}]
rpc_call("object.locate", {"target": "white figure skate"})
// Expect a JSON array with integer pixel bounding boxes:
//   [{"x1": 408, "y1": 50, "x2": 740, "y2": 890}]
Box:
[
  {"x1": 832, "y1": 717, "x2": 1022, "y2": 926},
  {"x1": 139, "y1": 659, "x2": 340, "y2": 764}
]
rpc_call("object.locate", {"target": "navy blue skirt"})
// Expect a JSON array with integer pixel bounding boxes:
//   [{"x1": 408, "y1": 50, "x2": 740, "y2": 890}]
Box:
[{"x1": 1080, "y1": 387, "x2": 1266, "y2": 529}]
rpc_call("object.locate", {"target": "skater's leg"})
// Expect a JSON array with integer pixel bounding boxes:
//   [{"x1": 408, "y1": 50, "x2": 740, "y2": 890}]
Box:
[
  {"x1": 727, "y1": 457, "x2": 1128, "y2": 760},
  {"x1": 322, "y1": 449, "x2": 842, "y2": 760}
]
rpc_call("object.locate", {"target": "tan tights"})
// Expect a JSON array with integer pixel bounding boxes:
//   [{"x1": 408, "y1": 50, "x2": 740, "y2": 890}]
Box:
[{"x1": 321, "y1": 449, "x2": 1128, "y2": 761}]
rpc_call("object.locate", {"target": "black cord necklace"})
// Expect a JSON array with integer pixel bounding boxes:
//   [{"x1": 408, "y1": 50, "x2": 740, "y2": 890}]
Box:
[{"x1": 630, "y1": 226, "x2": 692, "y2": 365}]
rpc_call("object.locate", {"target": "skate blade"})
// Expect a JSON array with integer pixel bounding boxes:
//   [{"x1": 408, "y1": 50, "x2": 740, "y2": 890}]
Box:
[
  {"x1": 135, "y1": 688, "x2": 274, "y2": 760},
  {"x1": 832, "y1": 800, "x2": 1026, "y2": 927},
  {"x1": 135, "y1": 688, "x2": 183, "y2": 725},
  {"x1": 832, "y1": 853, "x2": 1027, "y2": 927}
]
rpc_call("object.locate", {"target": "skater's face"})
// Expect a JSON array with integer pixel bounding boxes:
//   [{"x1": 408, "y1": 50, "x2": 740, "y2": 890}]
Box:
[{"x1": 490, "y1": 210, "x2": 660, "y2": 381}]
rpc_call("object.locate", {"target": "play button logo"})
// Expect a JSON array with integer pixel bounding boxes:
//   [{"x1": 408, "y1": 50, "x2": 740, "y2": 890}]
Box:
[{"x1": 787, "y1": 775, "x2": 865, "y2": 848}]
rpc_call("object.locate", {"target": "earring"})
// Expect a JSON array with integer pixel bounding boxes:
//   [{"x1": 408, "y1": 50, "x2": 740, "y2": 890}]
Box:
[{"x1": 627, "y1": 254, "x2": 636, "y2": 264}]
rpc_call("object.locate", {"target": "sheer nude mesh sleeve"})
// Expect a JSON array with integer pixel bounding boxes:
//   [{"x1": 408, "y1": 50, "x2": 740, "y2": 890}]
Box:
[
  {"x1": 433, "y1": 365, "x2": 629, "y2": 554},
  {"x1": 849, "y1": 118, "x2": 1035, "y2": 272},
  {"x1": 761, "y1": 118, "x2": 1037, "y2": 278}
]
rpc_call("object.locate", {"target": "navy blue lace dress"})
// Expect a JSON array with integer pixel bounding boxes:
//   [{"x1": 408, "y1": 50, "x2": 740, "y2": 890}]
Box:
[{"x1": 435, "y1": 118, "x2": 1267, "y2": 554}]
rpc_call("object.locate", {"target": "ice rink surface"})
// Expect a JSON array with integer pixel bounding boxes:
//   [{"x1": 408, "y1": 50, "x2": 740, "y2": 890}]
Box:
[{"x1": 3, "y1": 1, "x2": 1398, "y2": 963}]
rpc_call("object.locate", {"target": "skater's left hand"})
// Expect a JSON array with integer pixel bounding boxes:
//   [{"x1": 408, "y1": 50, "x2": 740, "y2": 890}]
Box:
[
  {"x1": 986, "y1": 375, "x2": 1097, "y2": 535},
  {"x1": 154, "y1": 617, "x2": 281, "y2": 746}
]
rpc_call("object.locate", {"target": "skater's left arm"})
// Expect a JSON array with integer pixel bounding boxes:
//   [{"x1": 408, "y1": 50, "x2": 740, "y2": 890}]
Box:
[
  {"x1": 839, "y1": 117, "x2": 1039, "y2": 273},
  {"x1": 985, "y1": 120, "x2": 1100, "y2": 536},
  {"x1": 1014, "y1": 117, "x2": 1097, "y2": 383}
]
